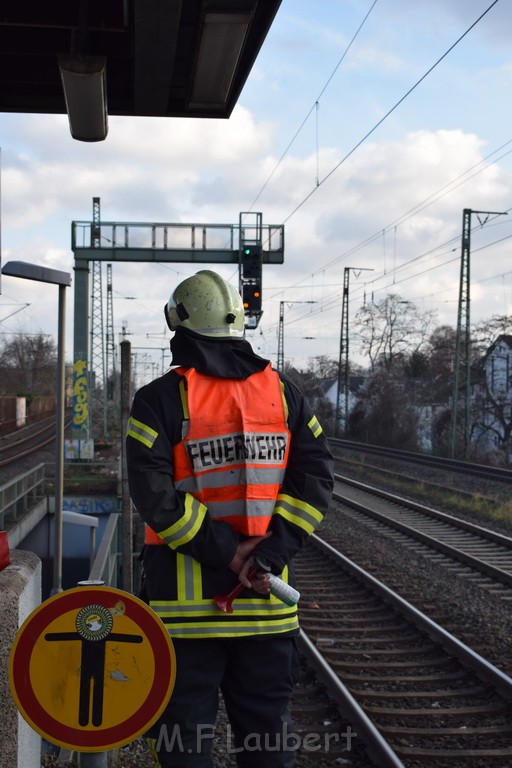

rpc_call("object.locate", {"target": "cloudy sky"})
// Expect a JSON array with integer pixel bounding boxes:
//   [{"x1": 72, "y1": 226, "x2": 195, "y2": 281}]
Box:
[{"x1": 1, "y1": 0, "x2": 511, "y2": 384}]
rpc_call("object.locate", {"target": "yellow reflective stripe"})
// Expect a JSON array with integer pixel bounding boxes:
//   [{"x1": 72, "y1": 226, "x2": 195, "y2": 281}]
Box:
[
  {"x1": 178, "y1": 378, "x2": 189, "y2": 419},
  {"x1": 308, "y1": 414, "x2": 323, "y2": 438},
  {"x1": 158, "y1": 494, "x2": 207, "y2": 549},
  {"x1": 152, "y1": 598, "x2": 297, "y2": 618},
  {"x1": 176, "y1": 554, "x2": 187, "y2": 602},
  {"x1": 191, "y1": 557, "x2": 202, "y2": 598},
  {"x1": 279, "y1": 380, "x2": 289, "y2": 422},
  {"x1": 274, "y1": 493, "x2": 323, "y2": 535},
  {"x1": 176, "y1": 553, "x2": 202, "y2": 601},
  {"x1": 126, "y1": 416, "x2": 158, "y2": 448},
  {"x1": 150, "y1": 549, "x2": 300, "y2": 637},
  {"x1": 168, "y1": 617, "x2": 299, "y2": 637},
  {"x1": 153, "y1": 616, "x2": 300, "y2": 638}
]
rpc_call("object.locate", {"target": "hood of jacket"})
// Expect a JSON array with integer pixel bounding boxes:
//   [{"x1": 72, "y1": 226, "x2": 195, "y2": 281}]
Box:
[{"x1": 169, "y1": 327, "x2": 270, "y2": 379}]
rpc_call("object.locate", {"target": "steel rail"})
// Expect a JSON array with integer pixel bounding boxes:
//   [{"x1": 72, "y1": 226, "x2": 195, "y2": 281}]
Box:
[
  {"x1": 334, "y1": 472, "x2": 512, "y2": 547},
  {"x1": 0, "y1": 417, "x2": 73, "y2": 468},
  {"x1": 297, "y1": 630, "x2": 407, "y2": 768},
  {"x1": 0, "y1": 417, "x2": 57, "y2": 454},
  {"x1": 330, "y1": 437, "x2": 512, "y2": 483},
  {"x1": 309, "y1": 534, "x2": 512, "y2": 700},
  {"x1": 333, "y1": 473, "x2": 512, "y2": 589},
  {"x1": 296, "y1": 535, "x2": 512, "y2": 764}
]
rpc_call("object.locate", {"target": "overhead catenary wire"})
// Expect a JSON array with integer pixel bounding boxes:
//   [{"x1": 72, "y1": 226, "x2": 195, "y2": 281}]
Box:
[
  {"x1": 256, "y1": 2, "x2": 505, "y2": 326},
  {"x1": 266, "y1": 197, "x2": 512, "y2": 319},
  {"x1": 279, "y1": 0, "x2": 501, "y2": 226},
  {"x1": 265, "y1": 232, "x2": 512, "y2": 348},
  {"x1": 246, "y1": 0, "x2": 380, "y2": 213},
  {"x1": 311, "y1": 138, "x2": 512, "y2": 277}
]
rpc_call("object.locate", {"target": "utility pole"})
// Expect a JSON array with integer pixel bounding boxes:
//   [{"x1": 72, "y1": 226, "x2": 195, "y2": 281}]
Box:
[
  {"x1": 277, "y1": 302, "x2": 285, "y2": 370},
  {"x1": 120, "y1": 339, "x2": 133, "y2": 595},
  {"x1": 105, "y1": 263, "x2": 115, "y2": 405},
  {"x1": 89, "y1": 196, "x2": 105, "y2": 438},
  {"x1": 449, "y1": 208, "x2": 507, "y2": 458},
  {"x1": 276, "y1": 300, "x2": 316, "y2": 370},
  {"x1": 335, "y1": 267, "x2": 372, "y2": 437}
]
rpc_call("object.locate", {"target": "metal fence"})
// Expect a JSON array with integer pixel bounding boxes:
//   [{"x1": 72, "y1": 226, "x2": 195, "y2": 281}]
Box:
[
  {"x1": 87, "y1": 512, "x2": 121, "y2": 587},
  {"x1": 0, "y1": 463, "x2": 46, "y2": 530},
  {"x1": 57, "y1": 512, "x2": 121, "y2": 767}
]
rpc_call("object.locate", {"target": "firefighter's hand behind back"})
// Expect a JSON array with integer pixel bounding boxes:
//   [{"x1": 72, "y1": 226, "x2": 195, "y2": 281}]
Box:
[{"x1": 228, "y1": 532, "x2": 272, "y2": 578}]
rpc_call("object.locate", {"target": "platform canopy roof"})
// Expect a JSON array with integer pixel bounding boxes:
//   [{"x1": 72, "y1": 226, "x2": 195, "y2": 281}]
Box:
[{"x1": 0, "y1": 0, "x2": 282, "y2": 138}]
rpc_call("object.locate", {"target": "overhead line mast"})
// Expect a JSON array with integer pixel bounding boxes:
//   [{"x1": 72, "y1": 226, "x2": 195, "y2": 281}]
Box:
[
  {"x1": 89, "y1": 197, "x2": 106, "y2": 438},
  {"x1": 335, "y1": 267, "x2": 372, "y2": 437},
  {"x1": 449, "y1": 208, "x2": 507, "y2": 459}
]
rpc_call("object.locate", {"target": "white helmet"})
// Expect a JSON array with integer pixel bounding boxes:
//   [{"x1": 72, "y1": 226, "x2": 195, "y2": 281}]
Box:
[{"x1": 164, "y1": 270, "x2": 245, "y2": 338}]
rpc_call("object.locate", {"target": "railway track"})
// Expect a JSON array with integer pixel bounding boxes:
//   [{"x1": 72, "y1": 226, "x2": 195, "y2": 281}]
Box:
[
  {"x1": 329, "y1": 438, "x2": 512, "y2": 485},
  {"x1": 295, "y1": 536, "x2": 512, "y2": 767},
  {"x1": 0, "y1": 413, "x2": 71, "y2": 470},
  {"x1": 332, "y1": 473, "x2": 512, "y2": 600},
  {"x1": 9, "y1": 430, "x2": 512, "y2": 764}
]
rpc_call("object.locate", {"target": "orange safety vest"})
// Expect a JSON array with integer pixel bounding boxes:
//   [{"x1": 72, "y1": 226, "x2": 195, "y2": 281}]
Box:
[{"x1": 145, "y1": 363, "x2": 290, "y2": 543}]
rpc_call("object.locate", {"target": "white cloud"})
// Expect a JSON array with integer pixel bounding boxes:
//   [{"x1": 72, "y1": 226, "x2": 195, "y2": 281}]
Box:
[{"x1": 2, "y1": 0, "x2": 512, "y2": 375}]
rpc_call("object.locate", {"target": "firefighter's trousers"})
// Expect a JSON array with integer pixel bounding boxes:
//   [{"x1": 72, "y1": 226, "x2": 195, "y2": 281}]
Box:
[{"x1": 147, "y1": 635, "x2": 299, "y2": 768}]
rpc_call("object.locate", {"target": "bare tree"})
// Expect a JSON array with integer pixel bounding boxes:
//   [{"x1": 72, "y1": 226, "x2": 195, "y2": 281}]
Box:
[
  {"x1": 471, "y1": 382, "x2": 512, "y2": 465},
  {"x1": 355, "y1": 294, "x2": 437, "y2": 370},
  {"x1": 307, "y1": 355, "x2": 339, "y2": 379},
  {"x1": 472, "y1": 315, "x2": 512, "y2": 359},
  {"x1": 0, "y1": 332, "x2": 57, "y2": 397},
  {"x1": 284, "y1": 360, "x2": 337, "y2": 434},
  {"x1": 349, "y1": 363, "x2": 419, "y2": 450},
  {"x1": 469, "y1": 331, "x2": 512, "y2": 465},
  {"x1": 422, "y1": 324, "x2": 457, "y2": 403}
]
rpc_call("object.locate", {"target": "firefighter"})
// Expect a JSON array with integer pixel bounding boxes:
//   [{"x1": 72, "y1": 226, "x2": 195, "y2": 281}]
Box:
[{"x1": 126, "y1": 270, "x2": 334, "y2": 767}]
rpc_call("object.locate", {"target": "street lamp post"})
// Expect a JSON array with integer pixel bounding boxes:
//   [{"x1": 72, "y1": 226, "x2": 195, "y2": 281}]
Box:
[{"x1": 2, "y1": 260, "x2": 71, "y2": 594}]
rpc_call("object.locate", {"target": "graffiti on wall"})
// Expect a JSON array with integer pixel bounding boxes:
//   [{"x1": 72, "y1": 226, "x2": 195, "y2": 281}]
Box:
[
  {"x1": 63, "y1": 497, "x2": 118, "y2": 515},
  {"x1": 72, "y1": 359, "x2": 89, "y2": 432}
]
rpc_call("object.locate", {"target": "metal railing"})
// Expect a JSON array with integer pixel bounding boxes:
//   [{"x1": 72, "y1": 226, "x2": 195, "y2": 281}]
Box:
[
  {"x1": 87, "y1": 512, "x2": 120, "y2": 587},
  {"x1": 0, "y1": 463, "x2": 46, "y2": 530},
  {"x1": 1, "y1": 465, "x2": 121, "y2": 768},
  {"x1": 72, "y1": 219, "x2": 285, "y2": 263},
  {"x1": 56, "y1": 512, "x2": 121, "y2": 767}
]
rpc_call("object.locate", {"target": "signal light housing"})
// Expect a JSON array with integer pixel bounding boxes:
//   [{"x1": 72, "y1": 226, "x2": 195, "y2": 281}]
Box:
[
  {"x1": 242, "y1": 244, "x2": 262, "y2": 280},
  {"x1": 243, "y1": 283, "x2": 262, "y2": 312},
  {"x1": 240, "y1": 243, "x2": 263, "y2": 325}
]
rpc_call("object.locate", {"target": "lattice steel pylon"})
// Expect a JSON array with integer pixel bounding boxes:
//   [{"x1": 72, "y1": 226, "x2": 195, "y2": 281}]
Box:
[
  {"x1": 89, "y1": 196, "x2": 106, "y2": 438},
  {"x1": 277, "y1": 302, "x2": 285, "y2": 370},
  {"x1": 335, "y1": 267, "x2": 372, "y2": 437},
  {"x1": 276, "y1": 300, "x2": 316, "y2": 371},
  {"x1": 335, "y1": 268, "x2": 350, "y2": 438},
  {"x1": 449, "y1": 208, "x2": 507, "y2": 458},
  {"x1": 105, "y1": 262, "x2": 116, "y2": 432}
]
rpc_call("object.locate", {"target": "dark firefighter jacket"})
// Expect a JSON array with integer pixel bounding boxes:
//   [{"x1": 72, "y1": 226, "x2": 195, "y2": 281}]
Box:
[{"x1": 126, "y1": 327, "x2": 334, "y2": 639}]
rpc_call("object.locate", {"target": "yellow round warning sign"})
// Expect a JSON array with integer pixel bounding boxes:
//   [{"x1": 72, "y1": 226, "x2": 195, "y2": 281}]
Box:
[{"x1": 8, "y1": 586, "x2": 175, "y2": 751}]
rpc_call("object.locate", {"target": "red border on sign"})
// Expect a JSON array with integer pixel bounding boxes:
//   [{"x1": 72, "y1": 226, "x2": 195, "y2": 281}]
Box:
[{"x1": 10, "y1": 587, "x2": 174, "y2": 750}]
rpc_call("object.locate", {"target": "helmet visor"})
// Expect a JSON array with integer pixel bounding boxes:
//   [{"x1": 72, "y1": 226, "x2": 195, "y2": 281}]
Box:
[{"x1": 164, "y1": 301, "x2": 180, "y2": 331}]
